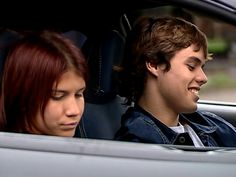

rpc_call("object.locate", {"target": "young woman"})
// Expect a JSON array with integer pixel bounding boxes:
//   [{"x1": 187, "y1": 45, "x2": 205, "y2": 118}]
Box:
[{"x1": 0, "y1": 31, "x2": 88, "y2": 137}]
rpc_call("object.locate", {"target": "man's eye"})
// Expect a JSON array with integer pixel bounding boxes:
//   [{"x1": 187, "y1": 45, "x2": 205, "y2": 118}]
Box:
[
  {"x1": 187, "y1": 64, "x2": 195, "y2": 71},
  {"x1": 202, "y1": 65, "x2": 206, "y2": 71}
]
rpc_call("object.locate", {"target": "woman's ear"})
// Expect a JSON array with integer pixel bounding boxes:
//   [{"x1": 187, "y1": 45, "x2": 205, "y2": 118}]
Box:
[{"x1": 146, "y1": 61, "x2": 161, "y2": 77}]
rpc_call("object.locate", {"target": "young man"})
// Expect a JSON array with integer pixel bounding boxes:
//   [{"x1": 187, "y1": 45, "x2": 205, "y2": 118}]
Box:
[{"x1": 115, "y1": 16, "x2": 236, "y2": 147}]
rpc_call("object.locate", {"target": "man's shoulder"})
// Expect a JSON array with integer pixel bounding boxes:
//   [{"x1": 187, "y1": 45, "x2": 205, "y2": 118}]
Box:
[
  {"x1": 183, "y1": 111, "x2": 223, "y2": 120},
  {"x1": 122, "y1": 106, "x2": 155, "y2": 125},
  {"x1": 182, "y1": 111, "x2": 235, "y2": 129}
]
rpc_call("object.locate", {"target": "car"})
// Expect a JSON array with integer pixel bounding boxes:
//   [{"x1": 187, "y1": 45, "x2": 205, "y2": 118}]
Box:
[{"x1": 0, "y1": 0, "x2": 236, "y2": 176}]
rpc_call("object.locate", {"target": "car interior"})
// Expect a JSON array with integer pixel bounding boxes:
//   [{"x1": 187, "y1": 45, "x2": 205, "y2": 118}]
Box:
[
  {"x1": 1, "y1": 1, "x2": 236, "y2": 177},
  {"x1": 74, "y1": 6, "x2": 236, "y2": 140},
  {"x1": 0, "y1": 1, "x2": 236, "y2": 142},
  {"x1": 75, "y1": 28, "x2": 128, "y2": 139}
]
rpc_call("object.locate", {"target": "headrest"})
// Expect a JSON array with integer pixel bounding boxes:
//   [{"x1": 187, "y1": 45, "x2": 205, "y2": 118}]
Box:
[
  {"x1": 63, "y1": 30, "x2": 87, "y2": 48},
  {"x1": 84, "y1": 30, "x2": 125, "y2": 104},
  {"x1": 0, "y1": 30, "x2": 21, "y2": 76}
]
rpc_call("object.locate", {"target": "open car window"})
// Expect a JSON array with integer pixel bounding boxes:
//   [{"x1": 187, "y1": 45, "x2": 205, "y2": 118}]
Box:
[
  {"x1": 0, "y1": 0, "x2": 236, "y2": 176},
  {"x1": 125, "y1": 5, "x2": 236, "y2": 104}
]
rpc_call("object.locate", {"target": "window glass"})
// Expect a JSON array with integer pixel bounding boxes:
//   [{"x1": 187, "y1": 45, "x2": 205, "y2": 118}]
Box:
[
  {"x1": 128, "y1": 6, "x2": 236, "y2": 103},
  {"x1": 195, "y1": 17, "x2": 236, "y2": 103}
]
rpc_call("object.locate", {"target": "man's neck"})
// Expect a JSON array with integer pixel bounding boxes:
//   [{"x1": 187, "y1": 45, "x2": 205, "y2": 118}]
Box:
[{"x1": 138, "y1": 94, "x2": 179, "y2": 127}]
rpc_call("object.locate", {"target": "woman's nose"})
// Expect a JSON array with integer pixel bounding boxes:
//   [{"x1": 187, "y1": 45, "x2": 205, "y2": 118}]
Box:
[{"x1": 65, "y1": 97, "x2": 84, "y2": 117}]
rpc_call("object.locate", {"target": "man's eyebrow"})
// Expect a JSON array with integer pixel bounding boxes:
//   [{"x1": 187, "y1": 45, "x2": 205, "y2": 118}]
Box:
[{"x1": 187, "y1": 56, "x2": 205, "y2": 65}]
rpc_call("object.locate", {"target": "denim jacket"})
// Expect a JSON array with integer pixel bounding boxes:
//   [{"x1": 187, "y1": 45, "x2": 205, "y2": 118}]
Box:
[{"x1": 115, "y1": 105, "x2": 236, "y2": 147}]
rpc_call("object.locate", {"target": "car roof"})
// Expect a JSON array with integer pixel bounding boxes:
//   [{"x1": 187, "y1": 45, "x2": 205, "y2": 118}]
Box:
[{"x1": 1, "y1": 0, "x2": 236, "y2": 32}]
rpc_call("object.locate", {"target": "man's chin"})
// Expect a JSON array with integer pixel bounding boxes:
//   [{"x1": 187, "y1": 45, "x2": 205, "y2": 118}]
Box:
[{"x1": 182, "y1": 104, "x2": 197, "y2": 114}]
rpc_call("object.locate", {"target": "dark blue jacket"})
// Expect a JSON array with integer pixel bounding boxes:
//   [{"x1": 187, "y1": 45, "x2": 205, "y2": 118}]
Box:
[{"x1": 115, "y1": 105, "x2": 236, "y2": 147}]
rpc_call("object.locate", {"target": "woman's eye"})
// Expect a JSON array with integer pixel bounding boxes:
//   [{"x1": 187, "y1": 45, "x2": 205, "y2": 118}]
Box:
[
  {"x1": 51, "y1": 92, "x2": 65, "y2": 100},
  {"x1": 75, "y1": 92, "x2": 83, "y2": 98}
]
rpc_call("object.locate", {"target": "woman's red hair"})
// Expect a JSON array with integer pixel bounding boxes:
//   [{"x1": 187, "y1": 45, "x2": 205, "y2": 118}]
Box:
[{"x1": 0, "y1": 31, "x2": 88, "y2": 132}]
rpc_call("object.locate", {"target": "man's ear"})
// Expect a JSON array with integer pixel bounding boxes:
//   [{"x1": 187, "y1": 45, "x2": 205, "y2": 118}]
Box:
[{"x1": 146, "y1": 61, "x2": 162, "y2": 77}]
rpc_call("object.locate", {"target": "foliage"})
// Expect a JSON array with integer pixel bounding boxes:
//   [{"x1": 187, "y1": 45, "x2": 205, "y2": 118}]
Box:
[
  {"x1": 201, "y1": 72, "x2": 236, "y2": 92},
  {"x1": 208, "y1": 38, "x2": 229, "y2": 54}
]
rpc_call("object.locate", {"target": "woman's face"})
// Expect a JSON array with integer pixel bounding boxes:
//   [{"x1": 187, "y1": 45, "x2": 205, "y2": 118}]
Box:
[{"x1": 33, "y1": 70, "x2": 86, "y2": 137}]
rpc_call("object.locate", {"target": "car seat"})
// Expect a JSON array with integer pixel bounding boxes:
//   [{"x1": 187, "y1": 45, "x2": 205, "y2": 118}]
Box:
[
  {"x1": 0, "y1": 29, "x2": 20, "y2": 76},
  {"x1": 63, "y1": 30, "x2": 87, "y2": 48},
  {"x1": 75, "y1": 30, "x2": 127, "y2": 139}
]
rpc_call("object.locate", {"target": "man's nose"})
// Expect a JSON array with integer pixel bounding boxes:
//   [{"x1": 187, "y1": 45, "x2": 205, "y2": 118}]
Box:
[{"x1": 196, "y1": 68, "x2": 208, "y2": 86}]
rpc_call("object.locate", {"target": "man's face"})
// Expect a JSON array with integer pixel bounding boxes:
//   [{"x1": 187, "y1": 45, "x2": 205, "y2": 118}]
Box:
[{"x1": 156, "y1": 45, "x2": 207, "y2": 114}]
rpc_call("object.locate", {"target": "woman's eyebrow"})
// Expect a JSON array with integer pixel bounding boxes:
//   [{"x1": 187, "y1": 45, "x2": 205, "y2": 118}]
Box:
[
  {"x1": 52, "y1": 86, "x2": 86, "y2": 93},
  {"x1": 51, "y1": 90, "x2": 66, "y2": 93},
  {"x1": 77, "y1": 86, "x2": 86, "y2": 92}
]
